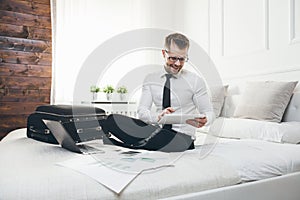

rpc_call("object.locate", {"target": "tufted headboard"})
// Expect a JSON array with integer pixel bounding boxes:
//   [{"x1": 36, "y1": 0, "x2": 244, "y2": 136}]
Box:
[
  {"x1": 282, "y1": 93, "x2": 300, "y2": 122},
  {"x1": 220, "y1": 92, "x2": 300, "y2": 122}
]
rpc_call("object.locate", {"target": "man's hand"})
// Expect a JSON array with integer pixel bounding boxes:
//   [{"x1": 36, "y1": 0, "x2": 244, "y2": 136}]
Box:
[
  {"x1": 158, "y1": 107, "x2": 175, "y2": 121},
  {"x1": 186, "y1": 117, "x2": 207, "y2": 128}
]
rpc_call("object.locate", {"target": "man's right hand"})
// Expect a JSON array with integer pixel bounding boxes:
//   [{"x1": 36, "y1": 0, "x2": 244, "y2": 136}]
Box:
[
  {"x1": 158, "y1": 107, "x2": 175, "y2": 121},
  {"x1": 186, "y1": 117, "x2": 207, "y2": 128}
]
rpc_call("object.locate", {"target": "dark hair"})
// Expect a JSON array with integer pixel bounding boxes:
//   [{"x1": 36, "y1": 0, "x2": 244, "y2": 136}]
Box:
[{"x1": 164, "y1": 33, "x2": 190, "y2": 50}]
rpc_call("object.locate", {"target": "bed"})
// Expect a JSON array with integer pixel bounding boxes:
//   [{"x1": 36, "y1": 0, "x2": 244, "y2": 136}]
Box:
[{"x1": 1, "y1": 82, "x2": 300, "y2": 200}]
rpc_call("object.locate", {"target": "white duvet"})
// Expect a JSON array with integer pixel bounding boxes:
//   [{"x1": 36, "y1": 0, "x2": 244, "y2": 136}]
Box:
[
  {"x1": 209, "y1": 139, "x2": 300, "y2": 181},
  {"x1": 1, "y1": 128, "x2": 300, "y2": 199}
]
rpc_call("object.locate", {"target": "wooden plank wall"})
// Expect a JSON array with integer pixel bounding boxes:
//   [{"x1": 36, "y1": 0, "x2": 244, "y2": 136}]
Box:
[{"x1": 0, "y1": 0, "x2": 52, "y2": 140}]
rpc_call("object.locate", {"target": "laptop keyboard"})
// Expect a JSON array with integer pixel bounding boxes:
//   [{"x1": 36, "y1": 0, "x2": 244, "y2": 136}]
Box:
[{"x1": 77, "y1": 144, "x2": 104, "y2": 154}]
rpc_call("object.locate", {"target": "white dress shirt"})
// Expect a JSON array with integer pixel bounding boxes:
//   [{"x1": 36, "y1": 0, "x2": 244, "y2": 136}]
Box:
[{"x1": 137, "y1": 67, "x2": 215, "y2": 139}]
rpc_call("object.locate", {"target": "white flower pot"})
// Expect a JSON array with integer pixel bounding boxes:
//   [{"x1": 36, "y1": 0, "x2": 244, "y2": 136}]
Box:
[
  {"x1": 92, "y1": 92, "x2": 97, "y2": 101},
  {"x1": 119, "y1": 93, "x2": 127, "y2": 101},
  {"x1": 106, "y1": 93, "x2": 112, "y2": 101}
]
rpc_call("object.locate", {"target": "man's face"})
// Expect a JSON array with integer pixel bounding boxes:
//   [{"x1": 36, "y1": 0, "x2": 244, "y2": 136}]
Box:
[{"x1": 163, "y1": 42, "x2": 188, "y2": 74}]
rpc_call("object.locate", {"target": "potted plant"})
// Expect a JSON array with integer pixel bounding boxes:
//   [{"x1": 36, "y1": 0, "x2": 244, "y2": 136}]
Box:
[
  {"x1": 117, "y1": 86, "x2": 128, "y2": 101},
  {"x1": 90, "y1": 85, "x2": 100, "y2": 101},
  {"x1": 103, "y1": 85, "x2": 115, "y2": 101}
]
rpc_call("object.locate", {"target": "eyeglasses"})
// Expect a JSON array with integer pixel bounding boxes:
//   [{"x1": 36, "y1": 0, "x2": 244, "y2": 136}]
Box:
[{"x1": 165, "y1": 50, "x2": 189, "y2": 63}]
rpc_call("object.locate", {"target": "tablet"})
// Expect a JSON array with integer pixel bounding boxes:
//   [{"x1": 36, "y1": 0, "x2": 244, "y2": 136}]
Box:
[{"x1": 158, "y1": 113, "x2": 206, "y2": 124}]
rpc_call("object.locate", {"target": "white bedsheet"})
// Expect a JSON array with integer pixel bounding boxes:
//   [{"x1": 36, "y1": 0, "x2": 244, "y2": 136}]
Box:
[{"x1": 0, "y1": 129, "x2": 240, "y2": 200}]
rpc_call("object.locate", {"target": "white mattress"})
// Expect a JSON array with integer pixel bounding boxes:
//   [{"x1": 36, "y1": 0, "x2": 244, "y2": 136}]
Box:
[{"x1": 0, "y1": 128, "x2": 240, "y2": 200}]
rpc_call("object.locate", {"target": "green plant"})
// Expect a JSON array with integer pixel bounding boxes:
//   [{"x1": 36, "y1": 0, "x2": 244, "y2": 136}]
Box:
[
  {"x1": 90, "y1": 85, "x2": 100, "y2": 93},
  {"x1": 103, "y1": 85, "x2": 115, "y2": 93},
  {"x1": 116, "y1": 86, "x2": 128, "y2": 94}
]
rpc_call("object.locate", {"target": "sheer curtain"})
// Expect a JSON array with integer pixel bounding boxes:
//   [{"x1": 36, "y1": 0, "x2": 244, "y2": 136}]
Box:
[{"x1": 51, "y1": 0, "x2": 148, "y2": 104}]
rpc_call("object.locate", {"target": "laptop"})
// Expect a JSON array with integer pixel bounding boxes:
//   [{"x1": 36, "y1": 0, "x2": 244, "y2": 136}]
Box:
[{"x1": 43, "y1": 119, "x2": 104, "y2": 154}]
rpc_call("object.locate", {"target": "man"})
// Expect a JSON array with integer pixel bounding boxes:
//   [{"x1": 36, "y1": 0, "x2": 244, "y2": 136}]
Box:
[
  {"x1": 102, "y1": 33, "x2": 215, "y2": 152},
  {"x1": 138, "y1": 33, "x2": 215, "y2": 141}
]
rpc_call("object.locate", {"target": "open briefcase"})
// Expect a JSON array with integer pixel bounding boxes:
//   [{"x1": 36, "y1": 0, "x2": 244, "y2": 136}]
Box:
[{"x1": 27, "y1": 104, "x2": 107, "y2": 144}]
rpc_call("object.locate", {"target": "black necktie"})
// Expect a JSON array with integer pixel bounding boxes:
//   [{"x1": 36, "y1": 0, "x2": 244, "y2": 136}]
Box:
[{"x1": 162, "y1": 74, "x2": 172, "y2": 130}]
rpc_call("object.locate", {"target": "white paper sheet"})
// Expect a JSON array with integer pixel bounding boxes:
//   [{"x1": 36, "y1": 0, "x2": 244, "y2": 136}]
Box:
[
  {"x1": 58, "y1": 156, "x2": 139, "y2": 193},
  {"x1": 57, "y1": 146, "x2": 181, "y2": 193}
]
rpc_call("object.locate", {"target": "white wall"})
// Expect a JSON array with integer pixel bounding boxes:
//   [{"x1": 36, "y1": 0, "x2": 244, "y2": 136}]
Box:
[
  {"x1": 207, "y1": 0, "x2": 300, "y2": 89},
  {"x1": 182, "y1": 0, "x2": 210, "y2": 53},
  {"x1": 182, "y1": 0, "x2": 300, "y2": 91}
]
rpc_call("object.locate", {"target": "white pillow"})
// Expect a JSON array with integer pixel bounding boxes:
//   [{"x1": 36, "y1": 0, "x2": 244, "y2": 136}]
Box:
[
  {"x1": 233, "y1": 81, "x2": 298, "y2": 122},
  {"x1": 209, "y1": 85, "x2": 228, "y2": 117},
  {"x1": 209, "y1": 117, "x2": 300, "y2": 144}
]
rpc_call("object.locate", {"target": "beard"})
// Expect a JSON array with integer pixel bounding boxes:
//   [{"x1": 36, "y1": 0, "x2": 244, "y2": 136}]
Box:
[{"x1": 165, "y1": 63, "x2": 183, "y2": 74}]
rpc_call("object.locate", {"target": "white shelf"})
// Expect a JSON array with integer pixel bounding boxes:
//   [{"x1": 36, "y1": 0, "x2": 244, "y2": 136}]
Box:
[{"x1": 81, "y1": 101, "x2": 138, "y2": 117}]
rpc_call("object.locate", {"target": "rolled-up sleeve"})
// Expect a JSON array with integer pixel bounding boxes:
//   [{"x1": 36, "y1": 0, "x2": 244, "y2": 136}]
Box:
[{"x1": 137, "y1": 77, "x2": 158, "y2": 123}]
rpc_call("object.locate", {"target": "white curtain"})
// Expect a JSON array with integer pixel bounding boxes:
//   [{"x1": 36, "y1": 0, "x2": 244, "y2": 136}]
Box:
[{"x1": 51, "y1": 0, "x2": 141, "y2": 104}]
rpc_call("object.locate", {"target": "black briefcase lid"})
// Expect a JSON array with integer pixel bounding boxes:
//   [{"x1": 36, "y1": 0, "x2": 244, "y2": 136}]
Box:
[{"x1": 35, "y1": 104, "x2": 106, "y2": 116}]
